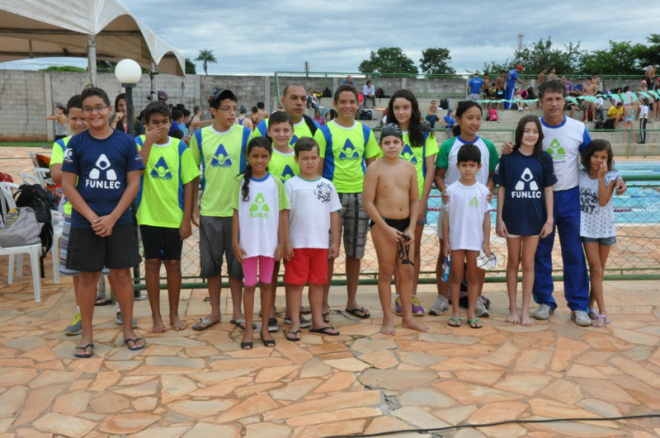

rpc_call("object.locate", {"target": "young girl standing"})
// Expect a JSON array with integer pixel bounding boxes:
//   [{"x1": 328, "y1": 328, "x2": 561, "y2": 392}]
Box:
[
  {"x1": 494, "y1": 115, "x2": 556, "y2": 326},
  {"x1": 232, "y1": 137, "x2": 290, "y2": 349},
  {"x1": 385, "y1": 90, "x2": 438, "y2": 317},
  {"x1": 431, "y1": 101, "x2": 499, "y2": 317},
  {"x1": 579, "y1": 140, "x2": 618, "y2": 328}
]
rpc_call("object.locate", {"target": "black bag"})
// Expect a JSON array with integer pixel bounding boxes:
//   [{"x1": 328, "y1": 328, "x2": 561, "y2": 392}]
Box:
[
  {"x1": 594, "y1": 121, "x2": 604, "y2": 130},
  {"x1": 603, "y1": 119, "x2": 615, "y2": 130},
  {"x1": 322, "y1": 87, "x2": 332, "y2": 98},
  {"x1": 375, "y1": 87, "x2": 384, "y2": 98},
  {"x1": 359, "y1": 108, "x2": 373, "y2": 120},
  {"x1": 439, "y1": 99, "x2": 449, "y2": 110},
  {"x1": 14, "y1": 184, "x2": 54, "y2": 278}
]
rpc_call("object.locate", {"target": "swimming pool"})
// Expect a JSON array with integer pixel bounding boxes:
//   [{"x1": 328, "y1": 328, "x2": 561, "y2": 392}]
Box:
[{"x1": 427, "y1": 161, "x2": 660, "y2": 225}]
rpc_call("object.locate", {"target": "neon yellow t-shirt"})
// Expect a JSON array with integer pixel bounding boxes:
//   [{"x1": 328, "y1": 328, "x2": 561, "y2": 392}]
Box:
[
  {"x1": 190, "y1": 124, "x2": 251, "y2": 217},
  {"x1": 136, "y1": 137, "x2": 200, "y2": 227},
  {"x1": 50, "y1": 136, "x2": 72, "y2": 215},
  {"x1": 250, "y1": 117, "x2": 317, "y2": 148},
  {"x1": 269, "y1": 148, "x2": 299, "y2": 182},
  {"x1": 314, "y1": 120, "x2": 380, "y2": 193}
]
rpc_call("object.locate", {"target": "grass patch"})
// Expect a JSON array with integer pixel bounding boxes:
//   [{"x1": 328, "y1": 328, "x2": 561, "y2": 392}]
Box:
[{"x1": 0, "y1": 142, "x2": 49, "y2": 148}]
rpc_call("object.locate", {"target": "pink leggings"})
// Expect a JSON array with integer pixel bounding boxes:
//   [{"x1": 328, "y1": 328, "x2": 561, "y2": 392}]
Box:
[{"x1": 243, "y1": 256, "x2": 275, "y2": 287}]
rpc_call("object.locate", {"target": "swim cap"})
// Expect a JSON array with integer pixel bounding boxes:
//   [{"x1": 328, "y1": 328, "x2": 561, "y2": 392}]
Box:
[{"x1": 380, "y1": 123, "x2": 403, "y2": 141}]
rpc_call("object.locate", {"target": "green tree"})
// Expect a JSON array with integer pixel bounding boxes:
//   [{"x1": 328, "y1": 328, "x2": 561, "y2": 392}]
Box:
[
  {"x1": 185, "y1": 58, "x2": 197, "y2": 75},
  {"x1": 515, "y1": 37, "x2": 583, "y2": 75},
  {"x1": 419, "y1": 47, "x2": 455, "y2": 75},
  {"x1": 636, "y1": 33, "x2": 660, "y2": 68},
  {"x1": 581, "y1": 41, "x2": 645, "y2": 75},
  {"x1": 358, "y1": 47, "x2": 418, "y2": 75},
  {"x1": 195, "y1": 49, "x2": 217, "y2": 75},
  {"x1": 40, "y1": 66, "x2": 86, "y2": 72}
]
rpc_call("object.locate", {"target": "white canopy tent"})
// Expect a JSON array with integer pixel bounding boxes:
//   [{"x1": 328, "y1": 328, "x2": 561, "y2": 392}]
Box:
[{"x1": 0, "y1": 0, "x2": 185, "y2": 86}]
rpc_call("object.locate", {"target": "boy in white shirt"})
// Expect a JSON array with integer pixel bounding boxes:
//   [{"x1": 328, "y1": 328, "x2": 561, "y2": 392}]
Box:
[
  {"x1": 284, "y1": 137, "x2": 342, "y2": 339},
  {"x1": 442, "y1": 144, "x2": 492, "y2": 329}
]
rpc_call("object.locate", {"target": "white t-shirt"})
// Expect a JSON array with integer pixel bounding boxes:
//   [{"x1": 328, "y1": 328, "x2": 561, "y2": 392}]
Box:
[
  {"x1": 579, "y1": 169, "x2": 617, "y2": 239},
  {"x1": 541, "y1": 116, "x2": 591, "y2": 191},
  {"x1": 445, "y1": 181, "x2": 491, "y2": 251},
  {"x1": 233, "y1": 173, "x2": 289, "y2": 258},
  {"x1": 285, "y1": 175, "x2": 342, "y2": 249},
  {"x1": 639, "y1": 105, "x2": 649, "y2": 120}
]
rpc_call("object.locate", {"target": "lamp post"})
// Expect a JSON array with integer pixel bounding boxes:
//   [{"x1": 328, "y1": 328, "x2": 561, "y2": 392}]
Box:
[
  {"x1": 114, "y1": 59, "x2": 142, "y2": 136},
  {"x1": 114, "y1": 59, "x2": 144, "y2": 299}
]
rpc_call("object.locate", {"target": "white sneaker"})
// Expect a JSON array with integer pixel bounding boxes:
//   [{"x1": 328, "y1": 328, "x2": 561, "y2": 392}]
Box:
[
  {"x1": 571, "y1": 310, "x2": 592, "y2": 327},
  {"x1": 475, "y1": 296, "x2": 489, "y2": 317},
  {"x1": 429, "y1": 295, "x2": 449, "y2": 316},
  {"x1": 531, "y1": 304, "x2": 554, "y2": 320}
]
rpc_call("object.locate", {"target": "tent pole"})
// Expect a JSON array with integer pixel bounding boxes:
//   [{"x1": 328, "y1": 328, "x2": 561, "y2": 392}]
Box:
[
  {"x1": 87, "y1": 35, "x2": 97, "y2": 86},
  {"x1": 150, "y1": 62, "x2": 157, "y2": 101}
]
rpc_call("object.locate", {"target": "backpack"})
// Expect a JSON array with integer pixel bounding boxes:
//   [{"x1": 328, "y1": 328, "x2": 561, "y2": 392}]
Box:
[
  {"x1": 359, "y1": 108, "x2": 373, "y2": 120},
  {"x1": 439, "y1": 99, "x2": 449, "y2": 110},
  {"x1": 13, "y1": 184, "x2": 54, "y2": 278},
  {"x1": 322, "y1": 87, "x2": 332, "y2": 98},
  {"x1": 0, "y1": 207, "x2": 41, "y2": 248},
  {"x1": 375, "y1": 87, "x2": 384, "y2": 98},
  {"x1": 487, "y1": 108, "x2": 499, "y2": 121}
]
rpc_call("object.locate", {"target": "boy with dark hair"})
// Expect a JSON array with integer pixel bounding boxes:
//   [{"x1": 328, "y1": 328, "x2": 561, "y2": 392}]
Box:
[
  {"x1": 283, "y1": 137, "x2": 341, "y2": 340},
  {"x1": 137, "y1": 101, "x2": 199, "y2": 332},
  {"x1": 314, "y1": 84, "x2": 380, "y2": 321},
  {"x1": 190, "y1": 88, "x2": 251, "y2": 330},
  {"x1": 62, "y1": 87, "x2": 145, "y2": 357},
  {"x1": 442, "y1": 144, "x2": 492, "y2": 329}
]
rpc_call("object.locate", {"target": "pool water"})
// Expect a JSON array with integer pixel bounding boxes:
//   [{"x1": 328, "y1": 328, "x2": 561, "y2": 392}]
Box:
[{"x1": 427, "y1": 161, "x2": 660, "y2": 225}]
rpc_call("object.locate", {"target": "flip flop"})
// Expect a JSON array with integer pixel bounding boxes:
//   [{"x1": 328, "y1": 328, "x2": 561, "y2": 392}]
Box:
[
  {"x1": 192, "y1": 317, "x2": 219, "y2": 331},
  {"x1": 73, "y1": 343, "x2": 94, "y2": 358},
  {"x1": 124, "y1": 337, "x2": 146, "y2": 351},
  {"x1": 230, "y1": 319, "x2": 256, "y2": 330},
  {"x1": 240, "y1": 341, "x2": 253, "y2": 350},
  {"x1": 94, "y1": 297, "x2": 112, "y2": 306},
  {"x1": 447, "y1": 317, "x2": 461, "y2": 327},
  {"x1": 467, "y1": 319, "x2": 483, "y2": 329},
  {"x1": 260, "y1": 333, "x2": 276, "y2": 348},
  {"x1": 286, "y1": 329, "x2": 301, "y2": 342},
  {"x1": 309, "y1": 326, "x2": 340, "y2": 336},
  {"x1": 301, "y1": 305, "x2": 312, "y2": 315},
  {"x1": 345, "y1": 307, "x2": 370, "y2": 319},
  {"x1": 322, "y1": 311, "x2": 330, "y2": 323}
]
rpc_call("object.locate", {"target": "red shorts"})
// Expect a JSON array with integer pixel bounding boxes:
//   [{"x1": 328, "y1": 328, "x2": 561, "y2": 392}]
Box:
[{"x1": 284, "y1": 248, "x2": 328, "y2": 285}]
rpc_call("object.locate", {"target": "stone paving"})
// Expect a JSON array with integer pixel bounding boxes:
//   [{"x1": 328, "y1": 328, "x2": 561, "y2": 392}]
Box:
[{"x1": 0, "y1": 263, "x2": 659, "y2": 438}]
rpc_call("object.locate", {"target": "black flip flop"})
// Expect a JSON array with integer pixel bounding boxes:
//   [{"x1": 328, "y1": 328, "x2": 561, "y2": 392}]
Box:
[
  {"x1": 286, "y1": 329, "x2": 301, "y2": 342},
  {"x1": 309, "y1": 326, "x2": 340, "y2": 336},
  {"x1": 345, "y1": 307, "x2": 370, "y2": 319},
  {"x1": 94, "y1": 297, "x2": 112, "y2": 306},
  {"x1": 73, "y1": 343, "x2": 94, "y2": 358}
]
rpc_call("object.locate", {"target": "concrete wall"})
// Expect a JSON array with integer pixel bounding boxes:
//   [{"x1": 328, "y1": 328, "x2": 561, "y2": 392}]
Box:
[{"x1": 0, "y1": 70, "x2": 471, "y2": 142}]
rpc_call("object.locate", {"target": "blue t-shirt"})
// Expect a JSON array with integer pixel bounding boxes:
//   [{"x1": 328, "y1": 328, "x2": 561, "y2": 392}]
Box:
[
  {"x1": 574, "y1": 83, "x2": 584, "y2": 93},
  {"x1": 169, "y1": 120, "x2": 180, "y2": 136},
  {"x1": 468, "y1": 77, "x2": 484, "y2": 94},
  {"x1": 493, "y1": 149, "x2": 557, "y2": 236},
  {"x1": 443, "y1": 114, "x2": 456, "y2": 129},
  {"x1": 62, "y1": 130, "x2": 144, "y2": 229},
  {"x1": 507, "y1": 69, "x2": 519, "y2": 88}
]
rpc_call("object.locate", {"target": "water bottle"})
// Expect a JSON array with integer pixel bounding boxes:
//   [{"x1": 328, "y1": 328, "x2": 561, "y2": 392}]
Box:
[{"x1": 441, "y1": 257, "x2": 451, "y2": 283}]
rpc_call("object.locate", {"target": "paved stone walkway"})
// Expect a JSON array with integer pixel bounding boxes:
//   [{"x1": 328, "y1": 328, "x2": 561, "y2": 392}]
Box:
[{"x1": 0, "y1": 266, "x2": 659, "y2": 437}]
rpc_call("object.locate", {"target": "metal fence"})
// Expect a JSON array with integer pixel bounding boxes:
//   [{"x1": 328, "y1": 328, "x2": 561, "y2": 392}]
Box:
[{"x1": 135, "y1": 175, "x2": 660, "y2": 289}]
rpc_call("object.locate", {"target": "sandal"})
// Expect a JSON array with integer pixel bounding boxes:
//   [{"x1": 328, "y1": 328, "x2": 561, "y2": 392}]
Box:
[
  {"x1": 124, "y1": 337, "x2": 146, "y2": 351},
  {"x1": 260, "y1": 333, "x2": 276, "y2": 348},
  {"x1": 322, "y1": 311, "x2": 330, "y2": 323},
  {"x1": 467, "y1": 319, "x2": 483, "y2": 329},
  {"x1": 73, "y1": 343, "x2": 94, "y2": 359},
  {"x1": 192, "y1": 317, "x2": 219, "y2": 331},
  {"x1": 447, "y1": 317, "x2": 461, "y2": 327},
  {"x1": 309, "y1": 326, "x2": 340, "y2": 336},
  {"x1": 592, "y1": 314, "x2": 611, "y2": 328},
  {"x1": 94, "y1": 297, "x2": 112, "y2": 306},
  {"x1": 301, "y1": 305, "x2": 312, "y2": 315},
  {"x1": 345, "y1": 307, "x2": 370, "y2": 319},
  {"x1": 240, "y1": 341, "x2": 253, "y2": 350},
  {"x1": 286, "y1": 329, "x2": 301, "y2": 342}
]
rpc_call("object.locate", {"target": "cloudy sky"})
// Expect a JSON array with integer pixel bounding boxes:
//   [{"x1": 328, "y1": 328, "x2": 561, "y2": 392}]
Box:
[{"x1": 4, "y1": 0, "x2": 659, "y2": 74}]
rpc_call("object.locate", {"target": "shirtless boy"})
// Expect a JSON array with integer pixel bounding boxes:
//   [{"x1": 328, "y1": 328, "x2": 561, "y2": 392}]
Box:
[{"x1": 363, "y1": 124, "x2": 429, "y2": 335}]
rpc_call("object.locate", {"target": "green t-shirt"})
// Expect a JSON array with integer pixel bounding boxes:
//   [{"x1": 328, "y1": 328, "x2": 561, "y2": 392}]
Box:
[
  {"x1": 269, "y1": 148, "x2": 300, "y2": 182},
  {"x1": 435, "y1": 136, "x2": 499, "y2": 187},
  {"x1": 50, "y1": 136, "x2": 72, "y2": 215},
  {"x1": 136, "y1": 137, "x2": 200, "y2": 227},
  {"x1": 250, "y1": 117, "x2": 317, "y2": 148},
  {"x1": 314, "y1": 121, "x2": 380, "y2": 193},
  {"x1": 190, "y1": 124, "x2": 251, "y2": 217}
]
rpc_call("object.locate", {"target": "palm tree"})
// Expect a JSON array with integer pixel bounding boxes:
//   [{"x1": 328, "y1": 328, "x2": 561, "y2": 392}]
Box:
[{"x1": 195, "y1": 49, "x2": 217, "y2": 75}]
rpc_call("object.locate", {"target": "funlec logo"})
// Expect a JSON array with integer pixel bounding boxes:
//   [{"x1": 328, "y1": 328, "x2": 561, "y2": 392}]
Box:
[{"x1": 86, "y1": 154, "x2": 121, "y2": 189}]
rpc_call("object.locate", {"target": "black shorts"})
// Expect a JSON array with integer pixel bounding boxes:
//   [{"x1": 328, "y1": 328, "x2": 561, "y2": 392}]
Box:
[
  {"x1": 66, "y1": 223, "x2": 141, "y2": 272},
  {"x1": 140, "y1": 225, "x2": 183, "y2": 260},
  {"x1": 370, "y1": 217, "x2": 410, "y2": 232}
]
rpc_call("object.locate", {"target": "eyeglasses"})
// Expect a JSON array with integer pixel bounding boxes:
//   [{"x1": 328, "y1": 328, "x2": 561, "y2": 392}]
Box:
[
  {"x1": 82, "y1": 106, "x2": 108, "y2": 114},
  {"x1": 398, "y1": 236, "x2": 414, "y2": 266},
  {"x1": 216, "y1": 106, "x2": 237, "y2": 113}
]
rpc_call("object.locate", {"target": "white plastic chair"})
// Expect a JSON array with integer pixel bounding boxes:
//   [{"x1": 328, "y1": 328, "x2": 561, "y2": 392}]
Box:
[
  {"x1": 0, "y1": 182, "x2": 42, "y2": 302},
  {"x1": 33, "y1": 168, "x2": 54, "y2": 187},
  {"x1": 19, "y1": 172, "x2": 40, "y2": 187}
]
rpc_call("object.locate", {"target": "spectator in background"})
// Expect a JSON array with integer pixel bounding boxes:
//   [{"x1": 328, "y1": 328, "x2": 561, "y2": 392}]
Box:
[
  {"x1": 645, "y1": 64, "x2": 656, "y2": 90},
  {"x1": 169, "y1": 108, "x2": 182, "y2": 136},
  {"x1": 440, "y1": 109, "x2": 456, "y2": 138},
  {"x1": 326, "y1": 108, "x2": 338, "y2": 123},
  {"x1": 607, "y1": 101, "x2": 624, "y2": 129},
  {"x1": 483, "y1": 73, "x2": 492, "y2": 108},
  {"x1": 426, "y1": 100, "x2": 440, "y2": 128},
  {"x1": 249, "y1": 106, "x2": 261, "y2": 127},
  {"x1": 46, "y1": 104, "x2": 68, "y2": 140},
  {"x1": 307, "y1": 88, "x2": 320, "y2": 113},
  {"x1": 313, "y1": 109, "x2": 326, "y2": 126},
  {"x1": 113, "y1": 93, "x2": 145, "y2": 135},
  {"x1": 189, "y1": 105, "x2": 203, "y2": 134},
  {"x1": 342, "y1": 75, "x2": 356, "y2": 88},
  {"x1": 256, "y1": 102, "x2": 269, "y2": 121},
  {"x1": 467, "y1": 72, "x2": 484, "y2": 101},
  {"x1": 546, "y1": 67, "x2": 558, "y2": 82},
  {"x1": 537, "y1": 68, "x2": 547, "y2": 89},
  {"x1": 495, "y1": 71, "x2": 506, "y2": 110},
  {"x1": 504, "y1": 65, "x2": 526, "y2": 110},
  {"x1": 583, "y1": 78, "x2": 597, "y2": 122},
  {"x1": 237, "y1": 106, "x2": 253, "y2": 131},
  {"x1": 363, "y1": 80, "x2": 376, "y2": 108}
]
